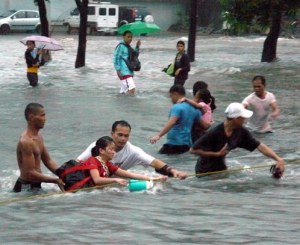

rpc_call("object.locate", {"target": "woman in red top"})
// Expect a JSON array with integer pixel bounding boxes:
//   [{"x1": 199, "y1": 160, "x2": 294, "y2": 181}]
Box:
[{"x1": 84, "y1": 136, "x2": 167, "y2": 187}]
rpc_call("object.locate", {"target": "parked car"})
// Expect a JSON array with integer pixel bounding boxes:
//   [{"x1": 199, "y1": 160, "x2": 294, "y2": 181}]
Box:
[
  {"x1": 63, "y1": 2, "x2": 154, "y2": 34},
  {"x1": 63, "y1": 2, "x2": 119, "y2": 34},
  {"x1": 0, "y1": 10, "x2": 41, "y2": 34},
  {"x1": 118, "y1": 6, "x2": 154, "y2": 26}
]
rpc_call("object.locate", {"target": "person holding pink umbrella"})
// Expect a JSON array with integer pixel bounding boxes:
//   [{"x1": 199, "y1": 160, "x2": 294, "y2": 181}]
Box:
[
  {"x1": 21, "y1": 35, "x2": 63, "y2": 87},
  {"x1": 24, "y1": 40, "x2": 43, "y2": 87}
]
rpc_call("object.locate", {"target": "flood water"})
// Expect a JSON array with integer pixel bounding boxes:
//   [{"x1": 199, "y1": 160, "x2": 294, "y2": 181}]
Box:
[{"x1": 0, "y1": 32, "x2": 299, "y2": 244}]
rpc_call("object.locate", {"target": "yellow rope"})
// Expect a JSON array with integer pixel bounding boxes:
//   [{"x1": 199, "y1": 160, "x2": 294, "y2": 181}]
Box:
[
  {"x1": 188, "y1": 159, "x2": 300, "y2": 178},
  {"x1": 1, "y1": 160, "x2": 299, "y2": 206},
  {"x1": 190, "y1": 163, "x2": 274, "y2": 178},
  {"x1": 0, "y1": 182, "x2": 119, "y2": 206}
]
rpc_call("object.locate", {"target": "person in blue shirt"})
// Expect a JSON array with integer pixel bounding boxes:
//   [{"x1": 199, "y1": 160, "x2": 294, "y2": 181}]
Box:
[
  {"x1": 150, "y1": 85, "x2": 211, "y2": 154},
  {"x1": 113, "y1": 30, "x2": 141, "y2": 94}
]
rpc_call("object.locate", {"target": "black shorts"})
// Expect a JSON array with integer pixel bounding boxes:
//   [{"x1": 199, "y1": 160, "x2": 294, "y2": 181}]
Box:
[
  {"x1": 195, "y1": 157, "x2": 227, "y2": 176},
  {"x1": 13, "y1": 178, "x2": 42, "y2": 193},
  {"x1": 159, "y1": 144, "x2": 190, "y2": 155},
  {"x1": 27, "y1": 72, "x2": 38, "y2": 87},
  {"x1": 174, "y1": 77, "x2": 186, "y2": 86}
]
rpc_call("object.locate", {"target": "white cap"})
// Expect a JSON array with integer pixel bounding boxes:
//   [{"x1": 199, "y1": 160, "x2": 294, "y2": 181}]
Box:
[{"x1": 225, "y1": 102, "x2": 253, "y2": 119}]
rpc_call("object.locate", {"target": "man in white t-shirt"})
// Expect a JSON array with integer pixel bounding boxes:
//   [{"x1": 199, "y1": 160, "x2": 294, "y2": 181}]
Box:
[
  {"x1": 77, "y1": 120, "x2": 187, "y2": 179},
  {"x1": 242, "y1": 75, "x2": 280, "y2": 133}
]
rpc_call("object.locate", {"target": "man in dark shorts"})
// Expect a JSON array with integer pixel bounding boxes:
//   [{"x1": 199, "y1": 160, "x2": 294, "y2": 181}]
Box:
[
  {"x1": 13, "y1": 179, "x2": 42, "y2": 193},
  {"x1": 190, "y1": 102, "x2": 285, "y2": 176},
  {"x1": 13, "y1": 103, "x2": 65, "y2": 192}
]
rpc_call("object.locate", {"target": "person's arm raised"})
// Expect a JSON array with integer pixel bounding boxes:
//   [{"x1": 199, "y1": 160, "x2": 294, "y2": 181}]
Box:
[{"x1": 178, "y1": 97, "x2": 206, "y2": 112}]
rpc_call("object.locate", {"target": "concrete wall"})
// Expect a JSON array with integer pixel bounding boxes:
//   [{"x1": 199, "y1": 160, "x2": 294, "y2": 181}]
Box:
[{"x1": 0, "y1": 0, "x2": 187, "y2": 31}]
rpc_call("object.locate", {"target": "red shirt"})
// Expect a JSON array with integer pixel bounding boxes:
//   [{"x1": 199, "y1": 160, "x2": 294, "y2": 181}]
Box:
[{"x1": 83, "y1": 157, "x2": 119, "y2": 177}]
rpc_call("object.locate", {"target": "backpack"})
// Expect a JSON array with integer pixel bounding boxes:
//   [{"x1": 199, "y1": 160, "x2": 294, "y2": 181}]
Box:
[
  {"x1": 55, "y1": 160, "x2": 95, "y2": 191},
  {"x1": 117, "y1": 43, "x2": 141, "y2": 72}
]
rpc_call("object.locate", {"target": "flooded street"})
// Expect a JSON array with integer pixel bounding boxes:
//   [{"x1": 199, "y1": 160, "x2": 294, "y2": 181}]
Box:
[{"x1": 0, "y1": 32, "x2": 299, "y2": 244}]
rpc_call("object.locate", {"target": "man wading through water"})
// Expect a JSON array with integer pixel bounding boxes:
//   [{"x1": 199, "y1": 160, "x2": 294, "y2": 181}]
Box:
[
  {"x1": 113, "y1": 30, "x2": 141, "y2": 94},
  {"x1": 13, "y1": 103, "x2": 65, "y2": 192}
]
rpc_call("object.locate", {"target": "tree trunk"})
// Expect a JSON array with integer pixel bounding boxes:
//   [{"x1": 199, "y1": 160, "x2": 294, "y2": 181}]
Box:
[
  {"x1": 75, "y1": 0, "x2": 88, "y2": 68},
  {"x1": 37, "y1": 0, "x2": 49, "y2": 37},
  {"x1": 188, "y1": 0, "x2": 198, "y2": 62},
  {"x1": 261, "y1": 5, "x2": 282, "y2": 62}
]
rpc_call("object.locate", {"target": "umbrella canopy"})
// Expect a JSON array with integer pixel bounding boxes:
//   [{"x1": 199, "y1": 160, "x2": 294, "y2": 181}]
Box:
[
  {"x1": 118, "y1": 21, "x2": 161, "y2": 36},
  {"x1": 20, "y1": 35, "x2": 63, "y2": 51}
]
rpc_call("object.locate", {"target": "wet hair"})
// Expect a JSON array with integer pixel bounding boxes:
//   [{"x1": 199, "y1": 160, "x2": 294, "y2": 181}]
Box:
[
  {"x1": 177, "y1": 40, "x2": 185, "y2": 46},
  {"x1": 195, "y1": 89, "x2": 216, "y2": 111},
  {"x1": 169, "y1": 84, "x2": 186, "y2": 96},
  {"x1": 193, "y1": 81, "x2": 208, "y2": 96},
  {"x1": 26, "y1": 40, "x2": 35, "y2": 45},
  {"x1": 112, "y1": 120, "x2": 131, "y2": 132},
  {"x1": 24, "y1": 103, "x2": 44, "y2": 121},
  {"x1": 252, "y1": 75, "x2": 266, "y2": 86},
  {"x1": 195, "y1": 89, "x2": 212, "y2": 104},
  {"x1": 91, "y1": 136, "x2": 114, "y2": 157},
  {"x1": 210, "y1": 96, "x2": 216, "y2": 111},
  {"x1": 123, "y1": 30, "x2": 133, "y2": 36}
]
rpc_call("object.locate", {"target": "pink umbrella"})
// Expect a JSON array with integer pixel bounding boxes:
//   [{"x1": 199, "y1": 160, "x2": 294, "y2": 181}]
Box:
[{"x1": 20, "y1": 35, "x2": 63, "y2": 51}]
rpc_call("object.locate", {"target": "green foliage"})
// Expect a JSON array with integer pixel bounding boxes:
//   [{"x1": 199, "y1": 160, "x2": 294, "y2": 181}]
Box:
[
  {"x1": 220, "y1": 0, "x2": 300, "y2": 34},
  {"x1": 168, "y1": 10, "x2": 189, "y2": 31}
]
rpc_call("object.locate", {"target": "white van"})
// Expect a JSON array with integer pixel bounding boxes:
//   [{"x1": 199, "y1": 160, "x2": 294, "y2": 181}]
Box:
[
  {"x1": 63, "y1": 2, "x2": 119, "y2": 34},
  {"x1": 63, "y1": 1, "x2": 154, "y2": 34}
]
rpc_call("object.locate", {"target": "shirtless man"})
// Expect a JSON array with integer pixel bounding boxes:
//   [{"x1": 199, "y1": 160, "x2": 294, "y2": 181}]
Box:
[{"x1": 13, "y1": 103, "x2": 64, "y2": 192}]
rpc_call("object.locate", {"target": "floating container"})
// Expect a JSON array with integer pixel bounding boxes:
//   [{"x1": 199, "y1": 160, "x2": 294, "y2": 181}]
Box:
[{"x1": 128, "y1": 179, "x2": 154, "y2": 192}]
